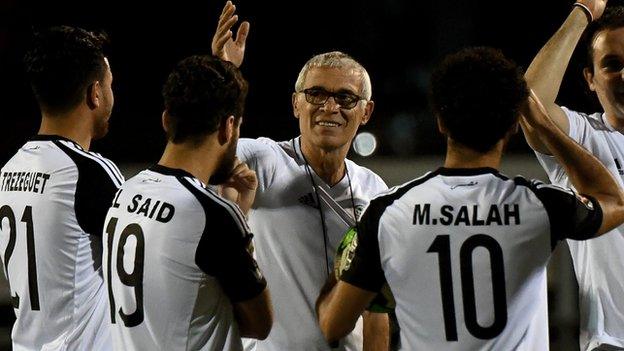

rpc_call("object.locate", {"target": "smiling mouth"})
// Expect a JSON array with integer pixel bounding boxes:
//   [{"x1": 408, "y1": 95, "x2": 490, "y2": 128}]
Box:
[{"x1": 316, "y1": 121, "x2": 342, "y2": 127}]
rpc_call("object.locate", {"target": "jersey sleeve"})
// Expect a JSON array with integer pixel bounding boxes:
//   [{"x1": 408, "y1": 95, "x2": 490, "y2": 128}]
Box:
[
  {"x1": 530, "y1": 180, "x2": 603, "y2": 244},
  {"x1": 195, "y1": 200, "x2": 267, "y2": 302},
  {"x1": 340, "y1": 199, "x2": 387, "y2": 293},
  {"x1": 75, "y1": 165, "x2": 123, "y2": 237},
  {"x1": 237, "y1": 138, "x2": 278, "y2": 193}
]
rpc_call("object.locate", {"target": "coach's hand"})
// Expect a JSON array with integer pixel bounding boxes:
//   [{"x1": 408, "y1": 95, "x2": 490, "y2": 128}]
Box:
[
  {"x1": 220, "y1": 157, "x2": 257, "y2": 215},
  {"x1": 212, "y1": 1, "x2": 249, "y2": 68}
]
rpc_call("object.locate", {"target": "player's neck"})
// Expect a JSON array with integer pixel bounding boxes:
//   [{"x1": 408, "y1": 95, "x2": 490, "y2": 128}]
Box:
[
  {"x1": 301, "y1": 140, "x2": 347, "y2": 186},
  {"x1": 158, "y1": 139, "x2": 219, "y2": 185},
  {"x1": 605, "y1": 112, "x2": 624, "y2": 134},
  {"x1": 444, "y1": 139, "x2": 502, "y2": 170},
  {"x1": 38, "y1": 111, "x2": 92, "y2": 150}
]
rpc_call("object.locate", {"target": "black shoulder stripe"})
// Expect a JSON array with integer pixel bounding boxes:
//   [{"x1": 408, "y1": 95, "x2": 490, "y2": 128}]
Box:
[
  {"x1": 512, "y1": 176, "x2": 559, "y2": 249},
  {"x1": 92, "y1": 151, "x2": 125, "y2": 182},
  {"x1": 372, "y1": 171, "x2": 437, "y2": 203},
  {"x1": 56, "y1": 140, "x2": 124, "y2": 186},
  {"x1": 59, "y1": 141, "x2": 124, "y2": 185},
  {"x1": 53, "y1": 140, "x2": 120, "y2": 236},
  {"x1": 177, "y1": 176, "x2": 250, "y2": 235},
  {"x1": 363, "y1": 171, "x2": 439, "y2": 222},
  {"x1": 514, "y1": 175, "x2": 576, "y2": 198},
  {"x1": 492, "y1": 172, "x2": 510, "y2": 181},
  {"x1": 75, "y1": 144, "x2": 124, "y2": 185},
  {"x1": 202, "y1": 185, "x2": 250, "y2": 233},
  {"x1": 517, "y1": 176, "x2": 602, "y2": 249},
  {"x1": 512, "y1": 175, "x2": 534, "y2": 188}
]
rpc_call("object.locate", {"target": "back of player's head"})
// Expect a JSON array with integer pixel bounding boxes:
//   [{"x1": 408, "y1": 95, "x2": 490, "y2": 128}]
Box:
[
  {"x1": 429, "y1": 47, "x2": 528, "y2": 152},
  {"x1": 24, "y1": 26, "x2": 109, "y2": 115},
  {"x1": 584, "y1": 6, "x2": 624, "y2": 72},
  {"x1": 162, "y1": 55, "x2": 248, "y2": 144},
  {"x1": 295, "y1": 51, "x2": 372, "y2": 99}
]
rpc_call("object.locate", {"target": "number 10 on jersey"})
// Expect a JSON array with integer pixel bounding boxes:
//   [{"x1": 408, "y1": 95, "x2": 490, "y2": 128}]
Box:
[{"x1": 427, "y1": 234, "x2": 507, "y2": 341}]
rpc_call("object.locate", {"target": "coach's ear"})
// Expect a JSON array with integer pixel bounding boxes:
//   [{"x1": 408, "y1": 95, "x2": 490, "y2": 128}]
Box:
[
  {"x1": 292, "y1": 92, "x2": 301, "y2": 119},
  {"x1": 360, "y1": 100, "x2": 374, "y2": 125},
  {"x1": 218, "y1": 115, "x2": 236, "y2": 145}
]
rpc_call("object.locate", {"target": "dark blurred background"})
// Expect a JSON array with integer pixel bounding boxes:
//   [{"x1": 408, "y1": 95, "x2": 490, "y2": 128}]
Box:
[
  {"x1": 0, "y1": 0, "x2": 612, "y2": 164},
  {"x1": 1, "y1": 0, "x2": 622, "y2": 349}
]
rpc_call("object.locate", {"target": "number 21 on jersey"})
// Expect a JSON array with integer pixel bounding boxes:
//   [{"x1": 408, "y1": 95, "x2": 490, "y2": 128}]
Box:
[{"x1": 1, "y1": 205, "x2": 39, "y2": 311}]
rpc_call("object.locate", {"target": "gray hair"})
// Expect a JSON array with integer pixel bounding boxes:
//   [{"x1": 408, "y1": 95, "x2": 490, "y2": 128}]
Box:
[{"x1": 294, "y1": 51, "x2": 372, "y2": 100}]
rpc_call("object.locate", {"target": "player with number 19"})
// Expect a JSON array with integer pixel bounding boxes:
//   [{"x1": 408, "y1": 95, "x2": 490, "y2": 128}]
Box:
[
  {"x1": 102, "y1": 55, "x2": 272, "y2": 350},
  {"x1": 316, "y1": 47, "x2": 624, "y2": 350}
]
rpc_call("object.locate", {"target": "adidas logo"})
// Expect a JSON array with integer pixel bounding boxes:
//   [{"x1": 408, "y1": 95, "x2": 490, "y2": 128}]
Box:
[
  {"x1": 616, "y1": 158, "x2": 624, "y2": 176},
  {"x1": 298, "y1": 193, "x2": 318, "y2": 208}
]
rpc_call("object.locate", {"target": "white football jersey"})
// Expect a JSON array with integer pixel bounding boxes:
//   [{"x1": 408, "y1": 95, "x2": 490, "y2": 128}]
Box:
[
  {"x1": 535, "y1": 107, "x2": 624, "y2": 350},
  {"x1": 103, "y1": 165, "x2": 266, "y2": 351},
  {"x1": 0, "y1": 135, "x2": 124, "y2": 351},
  {"x1": 342, "y1": 167, "x2": 603, "y2": 350},
  {"x1": 237, "y1": 137, "x2": 387, "y2": 351}
]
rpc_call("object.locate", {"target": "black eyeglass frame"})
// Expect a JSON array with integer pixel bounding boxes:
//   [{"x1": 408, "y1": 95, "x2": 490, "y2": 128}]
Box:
[{"x1": 298, "y1": 88, "x2": 367, "y2": 110}]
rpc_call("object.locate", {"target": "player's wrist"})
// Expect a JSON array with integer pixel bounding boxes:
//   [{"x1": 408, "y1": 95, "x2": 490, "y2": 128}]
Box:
[{"x1": 572, "y1": 1, "x2": 594, "y2": 23}]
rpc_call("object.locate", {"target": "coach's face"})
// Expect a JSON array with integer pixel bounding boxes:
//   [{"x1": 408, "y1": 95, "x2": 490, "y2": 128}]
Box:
[
  {"x1": 93, "y1": 57, "x2": 114, "y2": 139},
  {"x1": 585, "y1": 27, "x2": 624, "y2": 126},
  {"x1": 292, "y1": 67, "x2": 373, "y2": 153}
]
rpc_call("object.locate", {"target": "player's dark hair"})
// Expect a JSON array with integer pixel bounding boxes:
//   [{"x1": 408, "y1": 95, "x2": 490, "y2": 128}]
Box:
[
  {"x1": 429, "y1": 47, "x2": 529, "y2": 152},
  {"x1": 162, "y1": 55, "x2": 248, "y2": 144},
  {"x1": 24, "y1": 26, "x2": 109, "y2": 115},
  {"x1": 584, "y1": 6, "x2": 624, "y2": 73}
]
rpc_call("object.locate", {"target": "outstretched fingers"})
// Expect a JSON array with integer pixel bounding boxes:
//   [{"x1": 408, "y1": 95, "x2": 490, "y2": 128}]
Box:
[
  {"x1": 218, "y1": 1, "x2": 236, "y2": 29},
  {"x1": 213, "y1": 2, "x2": 238, "y2": 51},
  {"x1": 234, "y1": 21, "x2": 250, "y2": 48},
  {"x1": 215, "y1": 15, "x2": 239, "y2": 43}
]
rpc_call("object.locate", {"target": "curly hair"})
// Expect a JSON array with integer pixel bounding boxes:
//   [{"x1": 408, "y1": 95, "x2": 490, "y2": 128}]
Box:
[
  {"x1": 24, "y1": 26, "x2": 109, "y2": 115},
  {"x1": 584, "y1": 6, "x2": 624, "y2": 72},
  {"x1": 429, "y1": 47, "x2": 528, "y2": 152},
  {"x1": 162, "y1": 55, "x2": 248, "y2": 144}
]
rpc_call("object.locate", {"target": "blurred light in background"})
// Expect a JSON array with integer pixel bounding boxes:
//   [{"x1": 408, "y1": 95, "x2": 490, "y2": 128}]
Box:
[{"x1": 353, "y1": 132, "x2": 378, "y2": 157}]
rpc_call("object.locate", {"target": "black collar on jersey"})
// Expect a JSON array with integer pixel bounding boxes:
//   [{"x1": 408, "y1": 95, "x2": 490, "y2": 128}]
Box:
[
  {"x1": 435, "y1": 167, "x2": 500, "y2": 176},
  {"x1": 149, "y1": 164, "x2": 196, "y2": 179},
  {"x1": 29, "y1": 134, "x2": 82, "y2": 148}
]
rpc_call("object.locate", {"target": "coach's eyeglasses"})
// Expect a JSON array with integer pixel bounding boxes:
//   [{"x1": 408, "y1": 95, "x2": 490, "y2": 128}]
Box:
[{"x1": 299, "y1": 88, "x2": 365, "y2": 110}]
